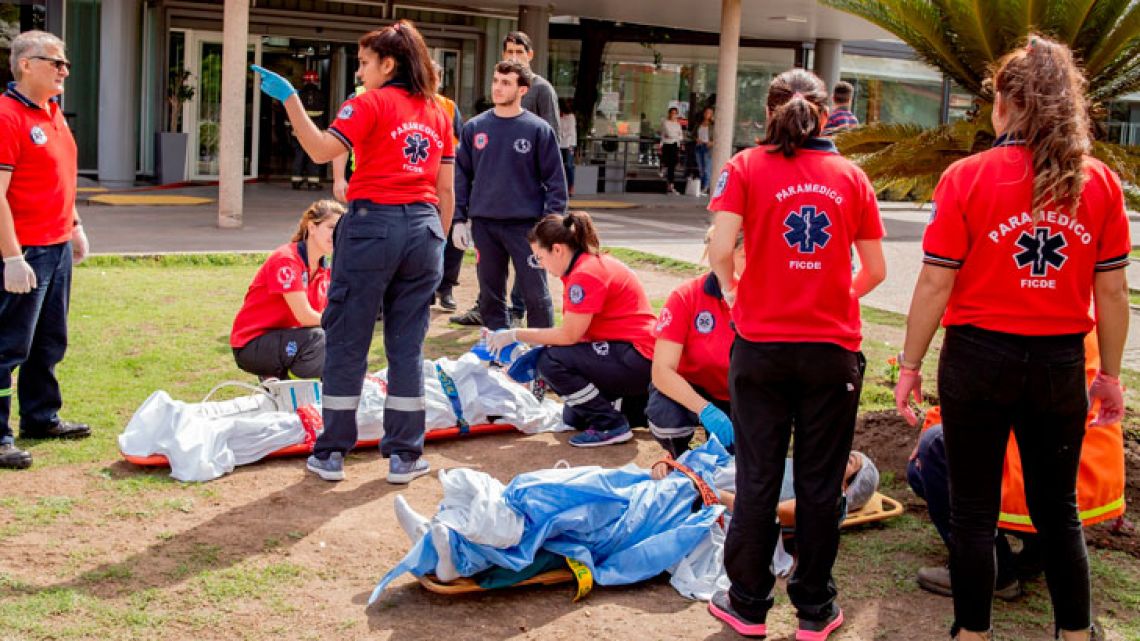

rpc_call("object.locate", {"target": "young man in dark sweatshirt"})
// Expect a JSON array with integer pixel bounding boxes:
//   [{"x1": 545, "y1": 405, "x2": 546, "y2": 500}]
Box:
[{"x1": 453, "y1": 60, "x2": 567, "y2": 331}]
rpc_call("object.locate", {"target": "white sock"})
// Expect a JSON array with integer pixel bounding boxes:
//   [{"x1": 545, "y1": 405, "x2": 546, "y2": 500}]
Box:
[
  {"x1": 431, "y1": 521, "x2": 460, "y2": 582},
  {"x1": 393, "y1": 495, "x2": 430, "y2": 542}
]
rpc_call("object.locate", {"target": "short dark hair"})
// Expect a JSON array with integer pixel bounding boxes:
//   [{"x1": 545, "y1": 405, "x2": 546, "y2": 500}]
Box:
[
  {"x1": 502, "y1": 31, "x2": 533, "y2": 53},
  {"x1": 832, "y1": 80, "x2": 854, "y2": 104},
  {"x1": 494, "y1": 60, "x2": 531, "y2": 88}
]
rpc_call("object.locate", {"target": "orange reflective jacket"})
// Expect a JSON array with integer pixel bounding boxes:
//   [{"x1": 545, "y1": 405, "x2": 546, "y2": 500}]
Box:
[{"x1": 921, "y1": 332, "x2": 1125, "y2": 533}]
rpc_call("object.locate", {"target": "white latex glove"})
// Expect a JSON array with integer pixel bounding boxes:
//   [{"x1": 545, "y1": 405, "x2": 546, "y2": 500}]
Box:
[
  {"x1": 3, "y1": 255, "x2": 36, "y2": 294},
  {"x1": 452, "y1": 221, "x2": 473, "y2": 251},
  {"x1": 71, "y1": 225, "x2": 89, "y2": 265},
  {"x1": 484, "y1": 328, "x2": 518, "y2": 359},
  {"x1": 333, "y1": 178, "x2": 349, "y2": 203}
]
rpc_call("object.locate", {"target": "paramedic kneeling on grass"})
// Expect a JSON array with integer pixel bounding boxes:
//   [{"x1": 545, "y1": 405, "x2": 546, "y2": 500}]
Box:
[
  {"x1": 706, "y1": 67, "x2": 885, "y2": 641},
  {"x1": 484, "y1": 212, "x2": 656, "y2": 448},
  {"x1": 252, "y1": 20, "x2": 455, "y2": 485},
  {"x1": 230, "y1": 200, "x2": 342, "y2": 380}
]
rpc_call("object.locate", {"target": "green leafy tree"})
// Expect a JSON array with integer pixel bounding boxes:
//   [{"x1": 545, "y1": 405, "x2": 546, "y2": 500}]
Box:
[{"x1": 821, "y1": 0, "x2": 1140, "y2": 200}]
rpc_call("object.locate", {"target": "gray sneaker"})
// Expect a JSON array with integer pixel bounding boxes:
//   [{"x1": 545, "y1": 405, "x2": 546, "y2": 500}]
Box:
[
  {"x1": 306, "y1": 452, "x2": 344, "y2": 481},
  {"x1": 388, "y1": 454, "x2": 430, "y2": 484}
]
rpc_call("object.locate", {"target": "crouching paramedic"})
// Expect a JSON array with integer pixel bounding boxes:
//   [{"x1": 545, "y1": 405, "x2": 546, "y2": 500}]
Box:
[
  {"x1": 253, "y1": 20, "x2": 455, "y2": 484},
  {"x1": 485, "y1": 212, "x2": 656, "y2": 448},
  {"x1": 648, "y1": 228, "x2": 742, "y2": 456},
  {"x1": 230, "y1": 200, "x2": 341, "y2": 380}
]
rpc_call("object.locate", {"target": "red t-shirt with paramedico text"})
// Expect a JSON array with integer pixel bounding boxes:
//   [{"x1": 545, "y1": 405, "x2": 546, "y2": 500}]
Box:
[
  {"x1": 562, "y1": 252, "x2": 657, "y2": 360},
  {"x1": 708, "y1": 139, "x2": 885, "y2": 351},
  {"x1": 654, "y1": 273, "x2": 733, "y2": 400},
  {"x1": 0, "y1": 87, "x2": 78, "y2": 246},
  {"x1": 923, "y1": 140, "x2": 1131, "y2": 335},
  {"x1": 230, "y1": 243, "x2": 331, "y2": 348},
  {"x1": 328, "y1": 83, "x2": 454, "y2": 205}
]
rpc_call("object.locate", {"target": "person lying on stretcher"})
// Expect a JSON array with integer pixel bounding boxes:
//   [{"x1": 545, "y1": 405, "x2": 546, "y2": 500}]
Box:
[{"x1": 373, "y1": 440, "x2": 880, "y2": 601}]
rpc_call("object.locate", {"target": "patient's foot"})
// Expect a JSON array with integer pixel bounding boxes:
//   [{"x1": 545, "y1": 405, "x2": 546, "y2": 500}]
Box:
[
  {"x1": 431, "y1": 521, "x2": 460, "y2": 582},
  {"x1": 394, "y1": 495, "x2": 430, "y2": 542}
]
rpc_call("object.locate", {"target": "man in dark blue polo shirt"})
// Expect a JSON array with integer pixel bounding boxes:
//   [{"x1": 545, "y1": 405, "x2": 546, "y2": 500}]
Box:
[{"x1": 453, "y1": 60, "x2": 567, "y2": 331}]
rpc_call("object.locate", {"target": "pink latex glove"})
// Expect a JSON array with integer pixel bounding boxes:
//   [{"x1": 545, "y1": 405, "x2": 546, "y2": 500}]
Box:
[
  {"x1": 895, "y1": 367, "x2": 922, "y2": 427},
  {"x1": 1089, "y1": 371, "x2": 1124, "y2": 427}
]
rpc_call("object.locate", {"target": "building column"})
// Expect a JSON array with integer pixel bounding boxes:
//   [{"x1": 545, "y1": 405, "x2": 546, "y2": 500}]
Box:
[
  {"x1": 97, "y1": 0, "x2": 140, "y2": 189},
  {"x1": 711, "y1": 0, "x2": 741, "y2": 186},
  {"x1": 217, "y1": 0, "x2": 250, "y2": 229},
  {"x1": 813, "y1": 38, "x2": 842, "y2": 92},
  {"x1": 518, "y1": 4, "x2": 550, "y2": 77}
]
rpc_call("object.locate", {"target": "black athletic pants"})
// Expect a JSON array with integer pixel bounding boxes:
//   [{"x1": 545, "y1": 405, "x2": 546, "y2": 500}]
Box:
[
  {"x1": 724, "y1": 338, "x2": 864, "y2": 624},
  {"x1": 939, "y1": 325, "x2": 1089, "y2": 636}
]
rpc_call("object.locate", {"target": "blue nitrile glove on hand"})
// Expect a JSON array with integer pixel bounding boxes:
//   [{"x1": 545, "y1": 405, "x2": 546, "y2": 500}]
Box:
[
  {"x1": 700, "y1": 403, "x2": 734, "y2": 448},
  {"x1": 250, "y1": 64, "x2": 297, "y2": 102}
]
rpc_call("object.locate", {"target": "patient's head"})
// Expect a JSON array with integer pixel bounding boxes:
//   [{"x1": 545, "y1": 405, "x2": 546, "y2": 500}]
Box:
[{"x1": 843, "y1": 451, "x2": 879, "y2": 511}]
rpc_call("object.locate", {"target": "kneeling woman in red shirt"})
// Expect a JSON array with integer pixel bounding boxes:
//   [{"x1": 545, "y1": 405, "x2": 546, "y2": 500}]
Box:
[
  {"x1": 706, "y1": 68, "x2": 886, "y2": 640},
  {"x1": 647, "y1": 229, "x2": 743, "y2": 456},
  {"x1": 486, "y1": 211, "x2": 656, "y2": 447},
  {"x1": 231, "y1": 199, "x2": 342, "y2": 380}
]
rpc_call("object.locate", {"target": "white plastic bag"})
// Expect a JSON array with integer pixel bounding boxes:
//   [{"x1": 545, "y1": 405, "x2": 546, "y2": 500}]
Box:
[
  {"x1": 685, "y1": 176, "x2": 701, "y2": 197},
  {"x1": 434, "y1": 468, "x2": 524, "y2": 548}
]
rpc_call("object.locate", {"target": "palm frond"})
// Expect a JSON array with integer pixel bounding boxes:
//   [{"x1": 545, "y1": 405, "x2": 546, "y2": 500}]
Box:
[
  {"x1": 1092, "y1": 140, "x2": 1140, "y2": 184},
  {"x1": 1073, "y1": 0, "x2": 1133, "y2": 57},
  {"x1": 1042, "y1": 0, "x2": 1099, "y2": 44},
  {"x1": 934, "y1": 0, "x2": 1003, "y2": 75},
  {"x1": 1084, "y1": 2, "x2": 1140, "y2": 75}
]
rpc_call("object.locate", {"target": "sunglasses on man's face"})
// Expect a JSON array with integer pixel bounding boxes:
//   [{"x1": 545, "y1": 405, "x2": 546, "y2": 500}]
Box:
[{"x1": 30, "y1": 56, "x2": 71, "y2": 72}]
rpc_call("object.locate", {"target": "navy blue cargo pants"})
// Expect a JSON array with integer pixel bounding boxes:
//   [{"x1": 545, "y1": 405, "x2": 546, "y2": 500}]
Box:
[
  {"x1": 312, "y1": 202, "x2": 444, "y2": 461},
  {"x1": 0, "y1": 242, "x2": 72, "y2": 444},
  {"x1": 646, "y1": 382, "x2": 731, "y2": 457}
]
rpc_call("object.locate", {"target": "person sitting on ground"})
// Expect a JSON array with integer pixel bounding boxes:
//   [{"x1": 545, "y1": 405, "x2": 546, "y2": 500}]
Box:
[
  {"x1": 822, "y1": 80, "x2": 859, "y2": 136},
  {"x1": 483, "y1": 211, "x2": 656, "y2": 448},
  {"x1": 907, "y1": 330, "x2": 1127, "y2": 602},
  {"x1": 648, "y1": 227, "x2": 741, "y2": 457},
  {"x1": 229, "y1": 199, "x2": 342, "y2": 380}
]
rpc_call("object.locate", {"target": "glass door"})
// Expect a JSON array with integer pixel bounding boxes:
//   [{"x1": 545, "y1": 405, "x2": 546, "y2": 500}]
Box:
[
  {"x1": 186, "y1": 31, "x2": 261, "y2": 180},
  {"x1": 430, "y1": 47, "x2": 460, "y2": 102}
]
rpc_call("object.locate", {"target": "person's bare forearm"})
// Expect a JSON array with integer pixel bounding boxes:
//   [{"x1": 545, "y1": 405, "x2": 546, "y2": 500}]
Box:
[{"x1": 1094, "y1": 271, "x2": 1129, "y2": 377}]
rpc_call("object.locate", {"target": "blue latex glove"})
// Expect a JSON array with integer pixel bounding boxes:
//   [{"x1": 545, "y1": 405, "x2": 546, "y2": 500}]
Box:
[
  {"x1": 250, "y1": 64, "x2": 297, "y2": 102},
  {"x1": 699, "y1": 403, "x2": 734, "y2": 448}
]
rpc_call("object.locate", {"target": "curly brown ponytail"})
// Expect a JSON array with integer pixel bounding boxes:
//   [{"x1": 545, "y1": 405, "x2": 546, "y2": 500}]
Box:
[
  {"x1": 992, "y1": 34, "x2": 1091, "y2": 218},
  {"x1": 763, "y1": 69, "x2": 829, "y2": 158}
]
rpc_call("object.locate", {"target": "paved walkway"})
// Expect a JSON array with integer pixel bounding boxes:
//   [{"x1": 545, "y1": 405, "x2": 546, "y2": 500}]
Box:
[{"x1": 78, "y1": 182, "x2": 1140, "y2": 367}]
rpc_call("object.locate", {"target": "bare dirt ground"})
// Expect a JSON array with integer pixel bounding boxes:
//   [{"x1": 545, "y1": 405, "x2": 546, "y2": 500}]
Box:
[{"x1": 1, "y1": 263, "x2": 1138, "y2": 641}]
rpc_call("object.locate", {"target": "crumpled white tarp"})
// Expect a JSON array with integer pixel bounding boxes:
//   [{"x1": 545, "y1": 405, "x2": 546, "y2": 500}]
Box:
[
  {"x1": 119, "y1": 355, "x2": 568, "y2": 482},
  {"x1": 435, "y1": 468, "x2": 525, "y2": 548}
]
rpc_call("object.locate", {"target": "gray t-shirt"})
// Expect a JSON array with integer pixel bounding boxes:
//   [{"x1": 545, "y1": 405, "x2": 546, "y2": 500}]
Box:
[{"x1": 522, "y1": 73, "x2": 561, "y2": 145}]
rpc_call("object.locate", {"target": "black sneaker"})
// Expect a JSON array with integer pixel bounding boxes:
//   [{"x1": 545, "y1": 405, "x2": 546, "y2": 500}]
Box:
[
  {"x1": 796, "y1": 605, "x2": 844, "y2": 641},
  {"x1": 20, "y1": 420, "x2": 91, "y2": 440},
  {"x1": 437, "y1": 292, "x2": 458, "y2": 311},
  {"x1": 450, "y1": 306, "x2": 482, "y2": 326},
  {"x1": 0, "y1": 443, "x2": 32, "y2": 469},
  {"x1": 708, "y1": 591, "x2": 767, "y2": 638}
]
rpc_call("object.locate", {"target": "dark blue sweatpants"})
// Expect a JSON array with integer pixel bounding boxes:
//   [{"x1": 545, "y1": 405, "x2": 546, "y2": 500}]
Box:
[
  {"x1": 646, "y1": 383, "x2": 731, "y2": 457},
  {"x1": 0, "y1": 242, "x2": 72, "y2": 444},
  {"x1": 536, "y1": 341, "x2": 651, "y2": 431},
  {"x1": 313, "y1": 202, "x2": 444, "y2": 461},
  {"x1": 471, "y1": 218, "x2": 553, "y2": 330}
]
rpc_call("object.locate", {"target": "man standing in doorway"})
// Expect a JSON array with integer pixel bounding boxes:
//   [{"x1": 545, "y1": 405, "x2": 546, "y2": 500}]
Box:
[
  {"x1": 823, "y1": 80, "x2": 860, "y2": 136},
  {"x1": 0, "y1": 31, "x2": 92, "y2": 470},
  {"x1": 453, "y1": 61, "x2": 566, "y2": 332}
]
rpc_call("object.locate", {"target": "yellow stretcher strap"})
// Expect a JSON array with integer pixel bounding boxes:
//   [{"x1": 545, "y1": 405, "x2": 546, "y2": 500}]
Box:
[{"x1": 565, "y1": 557, "x2": 593, "y2": 601}]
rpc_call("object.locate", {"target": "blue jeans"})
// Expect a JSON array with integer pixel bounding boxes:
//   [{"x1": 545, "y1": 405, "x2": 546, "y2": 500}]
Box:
[
  {"x1": 313, "y1": 202, "x2": 444, "y2": 460},
  {"x1": 695, "y1": 143, "x2": 711, "y2": 190},
  {"x1": 0, "y1": 242, "x2": 72, "y2": 443},
  {"x1": 560, "y1": 147, "x2": 575, "y2": 192}
]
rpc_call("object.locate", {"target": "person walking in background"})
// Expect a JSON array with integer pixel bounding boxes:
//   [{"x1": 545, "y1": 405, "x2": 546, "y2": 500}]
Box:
[
  {"x1": 253, "y1": 19, "x2": 455, "y2": 485},
  {"x1": 660, "y1": 107, "x2": 683, "y2": 194},
  {"x1": 822, "y1": 81, "x2": 859, "y2": 136},
  {"x1": 893, "y1": 35, "x2": 1129, "y2": 641},
  {"x1": 0, "y1": 30, "x2": 92, "y2": 471},
  {"x1": 559, "y1": 98, "x2": 577, "y2": 196},
  {"x1": 693, "y1": 106, "x2": 715, "y2": 196},
  {"x1": 453, "y1": 60, "x2": 566, "y2": 333}
]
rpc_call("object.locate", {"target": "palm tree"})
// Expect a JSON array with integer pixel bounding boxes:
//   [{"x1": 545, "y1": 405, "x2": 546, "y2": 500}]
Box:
[{"x1": 820, "y1": 0, "x2": 1140, "y2": 200}]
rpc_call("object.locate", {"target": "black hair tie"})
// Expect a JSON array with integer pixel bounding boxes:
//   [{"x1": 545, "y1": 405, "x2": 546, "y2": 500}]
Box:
[{"x1": 563, "y1": 215, "x2": 574, "y2": 228}]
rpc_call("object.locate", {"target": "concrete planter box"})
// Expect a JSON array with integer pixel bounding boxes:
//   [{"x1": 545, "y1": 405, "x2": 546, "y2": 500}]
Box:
[{"x1": 155, "y1": 132, "x2": 189, "y2": 185}]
